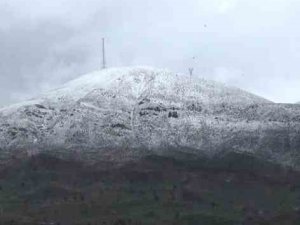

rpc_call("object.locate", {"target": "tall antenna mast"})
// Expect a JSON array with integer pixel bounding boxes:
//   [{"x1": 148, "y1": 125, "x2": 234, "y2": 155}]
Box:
[
  {"x1": 102, "y1": 38, "x2": 106, "y2": 69},
  {"x1": 188, "y1": 56, "x2": 196, "y2": 77},
  {"x1": 189, "y1": 68, "x2": 194, "y2": 77}
]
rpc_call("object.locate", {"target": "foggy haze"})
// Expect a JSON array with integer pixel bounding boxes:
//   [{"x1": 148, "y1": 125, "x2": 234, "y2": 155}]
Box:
[{"x1": 1, "y1": 0, "x2": 300, "y2": 106}]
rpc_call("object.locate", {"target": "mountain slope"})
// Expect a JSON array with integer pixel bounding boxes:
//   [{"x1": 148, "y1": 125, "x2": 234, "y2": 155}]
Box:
[
  {"x1": 1, "y1": 153, "x2": 299, "y2": 225},
  {"x1": 0, "y1": 67, "x2": 300, "y2": 168}
]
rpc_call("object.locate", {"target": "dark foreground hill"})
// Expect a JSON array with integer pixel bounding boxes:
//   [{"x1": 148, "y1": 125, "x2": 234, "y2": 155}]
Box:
[{"x1": 0, "y1": 152, "x2": 300, "y2": 225}]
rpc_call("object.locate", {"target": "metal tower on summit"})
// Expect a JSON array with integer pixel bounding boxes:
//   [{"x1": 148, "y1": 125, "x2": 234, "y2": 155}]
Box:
[
  {"x1": 189, "y1": 56, "x2": 196, "y2": 77},
  {"x1": 102, "y1": 38, "x2": 106, "y2": 69}
]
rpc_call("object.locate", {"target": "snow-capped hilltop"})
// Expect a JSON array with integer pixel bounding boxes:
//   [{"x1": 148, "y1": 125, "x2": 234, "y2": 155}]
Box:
[
  {"x1": 0, "y1": 67, "x2": 300, "y2": 168},
  {"x1": 49, "y1": 67, "x2": 270, "y2": 102},
  {"x1": 23, "y1": 66, "x2": 271, "y2": 105},
  {"x1": 0, "y1": 66, "x2": 270, "y2": 116}
]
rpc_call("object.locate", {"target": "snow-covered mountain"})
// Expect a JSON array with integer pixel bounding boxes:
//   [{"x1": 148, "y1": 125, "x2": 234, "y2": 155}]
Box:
[{"x1": 1, "y1": 67, "x2": 300, "y2": 168}]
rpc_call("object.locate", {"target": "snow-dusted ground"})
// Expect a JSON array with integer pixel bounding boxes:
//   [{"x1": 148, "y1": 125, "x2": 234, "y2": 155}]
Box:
[{"x1": 1, "y1": 67, "x2": 300, "y2": 168}]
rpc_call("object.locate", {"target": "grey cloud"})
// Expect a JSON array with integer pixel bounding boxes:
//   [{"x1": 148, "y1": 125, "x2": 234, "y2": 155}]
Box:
[{"x1": 1, "y1": 0, "x2": 300, "y2": 106}]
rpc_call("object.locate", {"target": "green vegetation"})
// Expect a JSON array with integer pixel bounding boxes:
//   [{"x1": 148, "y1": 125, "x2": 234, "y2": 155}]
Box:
[{"x1": 0, "y1": 152, "x2": 299, "y2": 224}]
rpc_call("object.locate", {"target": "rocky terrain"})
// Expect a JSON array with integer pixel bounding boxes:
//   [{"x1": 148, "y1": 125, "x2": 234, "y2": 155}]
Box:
[
  {"x1": 1, "y1": 67, "x2": 300, "y2": 224},
  {"x1": 0, "y1": 67, "x2": 300, "y2": 168}
]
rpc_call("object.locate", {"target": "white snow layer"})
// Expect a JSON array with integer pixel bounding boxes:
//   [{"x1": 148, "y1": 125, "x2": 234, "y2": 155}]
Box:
[{"x1": 0, "y1": 67, "x2": 300, "y2": 169}]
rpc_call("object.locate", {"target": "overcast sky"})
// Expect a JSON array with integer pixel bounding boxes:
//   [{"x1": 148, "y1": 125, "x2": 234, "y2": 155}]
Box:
[{"x1": 1, "y1": 0, "x2": 300, "y2": 106}]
